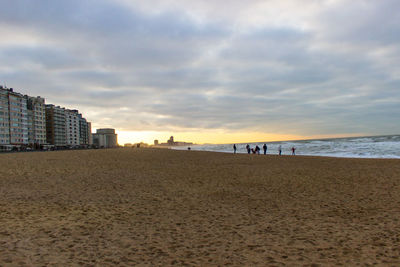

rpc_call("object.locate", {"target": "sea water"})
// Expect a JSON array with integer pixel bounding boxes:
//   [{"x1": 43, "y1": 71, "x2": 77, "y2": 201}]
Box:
[{"x1": 173, "y1": 135, "x2": 400, "y2": 159}]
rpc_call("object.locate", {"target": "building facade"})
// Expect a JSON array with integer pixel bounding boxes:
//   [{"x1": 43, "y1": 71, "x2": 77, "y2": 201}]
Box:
[
  {"x1": 8, "y1": 89, "x2": 28, "y2": 145},
  {"x1": 0, "y1": 87, "x2": 10, "y2": 146},
  {"x1": 93, "y1": 128, "x2": 118, "y2": 148},
  {"x1": 65, "y1": 109, "x2": 80, "y2": 146},
  {"x1": 27, "y1": 96, "x2": 46, "y2": 146},
  {"x1": 87, "y1": 122, "x2": 92, "y2": 145},
  {"x1": 78, "y1": 115, "x2": 90, "y2": 145},
  {"x1": 46, "y1": 105, "x2": 67, "y2": 146},
  {"x1": 0, "y1": 86, "x2": 93, "y2": 150}
]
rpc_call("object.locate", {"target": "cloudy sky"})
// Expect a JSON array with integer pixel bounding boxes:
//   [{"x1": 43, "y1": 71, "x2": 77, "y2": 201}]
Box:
[{"x1": 0, "y1": 0, "x2": 399, "y2": 144}]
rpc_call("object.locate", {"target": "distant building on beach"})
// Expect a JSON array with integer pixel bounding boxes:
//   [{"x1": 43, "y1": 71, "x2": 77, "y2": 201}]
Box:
[
  {"x1": 159, "y1": 135, "x2": 193, "y2": 147},
  {"x1": 167, "y1": 136, "x2": 175, "y2": 145},
  {"x1": 92, "y1": 128, "x2": 118, "y2": 148},
  {"x1": 154, "y1": 139, "x2": 159, "y2": 145}
]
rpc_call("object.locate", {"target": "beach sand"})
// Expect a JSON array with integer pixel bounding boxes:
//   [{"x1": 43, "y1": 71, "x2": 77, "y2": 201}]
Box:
[{"x1": 0, "y1": 148, "x2": 399, "y2": 266}]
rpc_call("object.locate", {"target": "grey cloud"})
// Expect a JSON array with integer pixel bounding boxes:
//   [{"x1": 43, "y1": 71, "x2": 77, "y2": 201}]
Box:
[
  {"x1": 0, "y1": 46, "x2": 85, "y2": 70},
  {"x1": 314, "y1": 0, "x2": 400, "y2": 45},
  {"x1": 0, "y1": 0, "x2": 399, "y2": 137}
]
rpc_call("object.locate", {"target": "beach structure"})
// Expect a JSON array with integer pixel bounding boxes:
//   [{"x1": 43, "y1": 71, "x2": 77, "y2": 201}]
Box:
[
  {"x1": 26, "y1": 96, "x2": 47, "y2": 146},
  {"x1": 92, "y1": 128, "x2": 118, "y2": 148}
]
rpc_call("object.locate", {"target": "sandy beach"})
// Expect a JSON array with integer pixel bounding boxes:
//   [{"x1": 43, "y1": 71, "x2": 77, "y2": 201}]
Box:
[{"x1": 0, "y1": 148, "x2": 399, "y2": 266}]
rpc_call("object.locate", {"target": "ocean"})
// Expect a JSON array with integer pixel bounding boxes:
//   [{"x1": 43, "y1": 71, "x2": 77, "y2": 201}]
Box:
[{"x1": 173, "y1": 135, "x2": 400, "y2": 159}]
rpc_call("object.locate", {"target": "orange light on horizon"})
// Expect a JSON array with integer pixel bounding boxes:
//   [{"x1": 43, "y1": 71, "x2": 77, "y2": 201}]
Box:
[{"x1": 115, "y1": 130, "x2": 364, "y2": 146}]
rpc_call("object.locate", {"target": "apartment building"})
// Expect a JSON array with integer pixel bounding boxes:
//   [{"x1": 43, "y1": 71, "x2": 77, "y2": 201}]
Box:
[
  {"x1": 87, "y1": 122, "x2": 93, "y2": 145},
  {"x1": 8, "y1": 89, "x2": 28, "y2": 145},
  {"x1": 45, "y1": 105, "x2": 66, "y2": 146},
  {"x1": 0, "y1": 87, "x2": 10, "y2": 145},
  {"x1": 27, "y1": 96, "x2": 46, "y2": 146},
  {"x1": 66, "y1": 109, "x2": 80, "y2": 146},
  {"x1": 0, "y1": 86, "x2": 93, "y2": 150},
  {"x1": 78, "y1": 115, "x2": 89, "y2": 145}
]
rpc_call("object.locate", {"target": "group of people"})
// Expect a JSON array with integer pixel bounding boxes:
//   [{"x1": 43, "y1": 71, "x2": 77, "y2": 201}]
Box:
[{"x1": 233, "y1": 144, "x2": 296, "y2": 155}]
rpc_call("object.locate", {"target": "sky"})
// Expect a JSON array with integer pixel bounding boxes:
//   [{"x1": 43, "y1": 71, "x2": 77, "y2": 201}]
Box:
[{"x1": 0, "y1": 0, "x2": 399, "y2": 145}]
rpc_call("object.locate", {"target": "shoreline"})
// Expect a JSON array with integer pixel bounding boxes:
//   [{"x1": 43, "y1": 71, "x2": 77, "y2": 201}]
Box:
[{"x1": 171, "y1": 146, "x2": 400, "y2": 160}]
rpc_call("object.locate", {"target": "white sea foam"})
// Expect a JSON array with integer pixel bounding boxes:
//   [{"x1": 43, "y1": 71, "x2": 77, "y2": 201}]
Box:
[{"x1": 173, "y1": 135, "x2": 400, "y2": 159}]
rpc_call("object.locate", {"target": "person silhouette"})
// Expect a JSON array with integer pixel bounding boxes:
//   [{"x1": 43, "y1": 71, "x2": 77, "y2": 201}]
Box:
[
  {"x1": 263, "y1": 144, "x2": 267, "y2": 155},
  {"x1": 233, "y1": 144, "x2": 237, "y2": 154},
  {"x1": 278, "y1": 145, "x2": 282, "y2": 155}
]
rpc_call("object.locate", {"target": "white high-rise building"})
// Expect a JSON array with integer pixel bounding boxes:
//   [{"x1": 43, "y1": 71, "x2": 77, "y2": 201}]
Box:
[
  {"x1": 27, "y1": 96, "x2": 46, "y2": 146},
  {"x1": 0, "y1": 87, "x2": 10, "y2": 145},
  {"x1": 66, "y1": 109, "x2": 80, "y2": 146},
  {"x1": 7, "y1": 89, "x2": 28, "y2": 145}
]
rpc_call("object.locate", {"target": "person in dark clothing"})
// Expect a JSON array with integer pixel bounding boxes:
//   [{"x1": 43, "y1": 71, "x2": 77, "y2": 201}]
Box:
[
  {"x1": 255, "y1": 145, "x2": 260, "y2": 154},
  {"x1": 233, "y1": 144, "x2": 237, "y2": 154},
  {"x1": 291, "y1": 146, "x2": 296, "y2": 155},
  {"x1": 278, "y1": 145, "x2": 282, "y2": 155},
  {"x1": 263, "y1": 144, "x2": 267, "y2": 155},
  {"x1": 246, "y1": 144, "x2": 250, "y2": 154}
]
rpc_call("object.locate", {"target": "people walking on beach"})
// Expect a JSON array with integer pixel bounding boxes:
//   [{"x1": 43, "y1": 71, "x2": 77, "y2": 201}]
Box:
[
  {"x1": 233, "y1": 144, "x2": 237, "y2": 154},
  {"x1": 263, "y1": 144, "x2": 267, "y2": 155},
  {"x1": 246, "y1": 144, "x2": 251, "y2": 154},
  {"x1": 278, "y1": 145, "x2": 282, "y2": 155},
  {"x1": 291, "y1": 146, "x2": 296, "y2": 155},
  {"x1": 255, "y1": 145, "x2": 261, "y2": 154}
]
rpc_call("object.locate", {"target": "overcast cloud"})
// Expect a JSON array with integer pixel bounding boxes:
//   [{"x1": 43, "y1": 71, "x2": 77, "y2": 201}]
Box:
[{"x1": 0, "y1": 0, "x2": 399, "y2": 140}]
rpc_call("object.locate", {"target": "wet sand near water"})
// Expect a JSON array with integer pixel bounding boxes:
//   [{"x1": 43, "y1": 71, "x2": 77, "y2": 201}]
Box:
[{"x1": 0, "y1": 148, "x2": 399, "y2": 266}]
